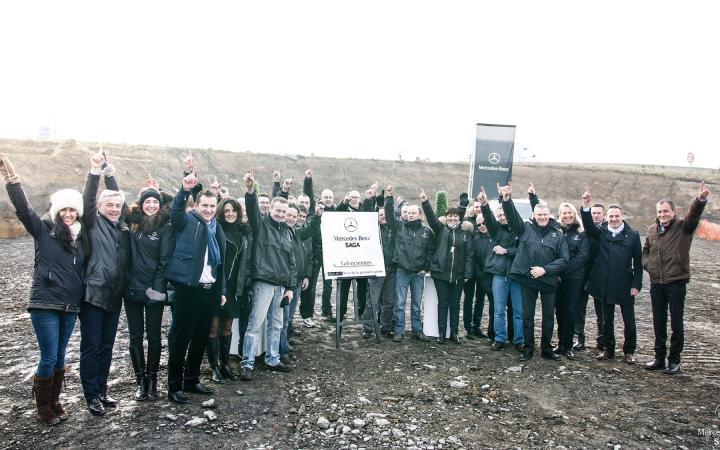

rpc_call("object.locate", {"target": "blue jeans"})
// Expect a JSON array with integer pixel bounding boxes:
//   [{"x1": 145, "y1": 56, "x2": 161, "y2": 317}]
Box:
[
  {"x1": 30, "y1": 310, "x2": 77, "y2": 378},
  {"x1": 394, "y1": 268, "x2": 425, "y2": 336},
  {"x1": 492, "y1": 275, "x2": 524, "y2": 344},
  {"x1": 242, "y1": 281, "x2": 285, "y2": 369},
  {"x1": 280, "y1": 283, "x2": 301, "y2": 357},
  {"x1": 79, "y1": 303, "x2": 121, "y2": 401}
]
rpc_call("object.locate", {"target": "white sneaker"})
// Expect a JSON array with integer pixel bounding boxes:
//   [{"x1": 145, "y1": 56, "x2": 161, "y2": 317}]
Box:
[{"x1": 302, "y1": 318, "x2": 317, "y2": 328}]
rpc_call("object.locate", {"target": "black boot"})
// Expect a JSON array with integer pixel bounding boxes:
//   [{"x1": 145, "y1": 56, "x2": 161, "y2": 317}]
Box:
[
  {"x1": 129, "y1": 344, "x2": 148, "y2": 401},
  {"x1": 206, "y1": 337, "x2": 224, "y2": 384},
  {"x1": 146, "y1": 339, "x2": 161, "y2": 401},
  {"x1": 219, "y1": 335, "x2": 238, "y2": 381}
]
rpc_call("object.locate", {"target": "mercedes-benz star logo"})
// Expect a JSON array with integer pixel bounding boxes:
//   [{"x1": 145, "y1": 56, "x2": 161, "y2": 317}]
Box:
[
  {"x1": 488, "y1": 152, "x2": 501, "y2": 165},
  {"x1": 344, "y1": 217, "x2": 359, "y2": 232}
]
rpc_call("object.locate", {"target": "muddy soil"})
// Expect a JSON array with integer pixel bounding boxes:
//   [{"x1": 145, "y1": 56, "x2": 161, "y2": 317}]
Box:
[{"x1": 0, "y1": 236, "x2": 719, "y2": 449}]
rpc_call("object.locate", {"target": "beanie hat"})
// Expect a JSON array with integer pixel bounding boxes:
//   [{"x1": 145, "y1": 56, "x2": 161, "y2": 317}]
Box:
[
  {"x1": 50, "y1": 189, "x2": 84, "y2": 220},
  {"x1": 138, "y1": 188, "x2": 163, "y2": 207}
]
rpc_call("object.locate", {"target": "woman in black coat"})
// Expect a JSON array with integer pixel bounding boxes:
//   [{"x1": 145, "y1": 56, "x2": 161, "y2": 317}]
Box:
[
  {"x1": 1, "y1": 153, "x2": 91, "y2": 425},
  {"x1": 125, "y1": 186, "x2": 173, "y2": 401},
  {"x1": 581, "y1": 197, "x2": 642, "y2": 364},
  {"x1": 206, "y1": 198, "x2": 253, "y2": 383}
]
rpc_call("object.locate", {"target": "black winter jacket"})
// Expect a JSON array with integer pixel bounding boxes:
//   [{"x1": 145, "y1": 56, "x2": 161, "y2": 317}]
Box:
[
  {"x1": 503, "y1": 197, "x2": 568, "y2": 292},
  {"x1": 422, "y1": 201, "x2": 474, "y2": 283},
  {"x1": 581, "y1": 209, "x2": 642, "y2": 305},
  {"x1": 246, "y1": 191, "x2": 297, "y2": 289},
  {"x1": 559, "y1": 223, "x2": 589, "y2": 280},
  {"x1": 480, "y1": 203, "x2": 518, "y2": 277},
  {"x1": 7, "y1": 182, "x2": 89, "y2": 313},
  {"x1": 221, "y1": 222, "x2": 253, "y2": 299},
  {"x1": 292, "y1": 215, "x2": 321, "y2": 283},
  {"x1": 472, "y1": 230, "x2": 494, "y2": 280},
  {"x1": 384, "y1": 196, "x2": 434, "y2": 273},
  {"x1": 83, "y1": 173, "x2": 131, "y2": 312},
  {"x1": 127, "y1": 207, "x2": 174, "y2": 302}
]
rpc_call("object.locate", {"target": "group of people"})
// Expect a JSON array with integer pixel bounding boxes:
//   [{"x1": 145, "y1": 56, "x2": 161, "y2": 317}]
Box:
[{"x1": 0, "y1": 150, "x2": 710, "y2": 427}]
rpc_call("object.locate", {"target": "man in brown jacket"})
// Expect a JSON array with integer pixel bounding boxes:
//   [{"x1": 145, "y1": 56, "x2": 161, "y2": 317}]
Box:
[{"x1": 642, "y1": 181, "x2": 710, "y2": 374}]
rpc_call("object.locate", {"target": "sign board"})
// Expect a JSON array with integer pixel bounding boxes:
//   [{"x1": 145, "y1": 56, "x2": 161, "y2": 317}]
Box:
[
  {"x1": 468, "y1": 123, "x2": 516, "y2": 197},
  {"x1": 421, "y1": 275, "x2": 450, "y2": 338},
  {"x1": 687, "y1": 152, "x2": 695, "y2": 164},
  {"x1": 321, "y1": 212, "x2": 386, "y2": 280}
]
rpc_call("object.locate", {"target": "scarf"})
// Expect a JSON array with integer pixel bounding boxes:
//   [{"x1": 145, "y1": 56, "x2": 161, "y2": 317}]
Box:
[
  {"x1": 608, "y1": 222, "x2": 625, "y2": 237},
  {"x1": 206, "y1": 218, "x2": 221, "y2": 267},
  {"x1": 68, "y1": 221, "x2": 82, "y2": 242}
]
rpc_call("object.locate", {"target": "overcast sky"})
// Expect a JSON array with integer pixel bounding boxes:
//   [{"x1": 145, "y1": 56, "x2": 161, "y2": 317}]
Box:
[{"x1": 1, "y1": 1, "x2": 718, "y2": 168}]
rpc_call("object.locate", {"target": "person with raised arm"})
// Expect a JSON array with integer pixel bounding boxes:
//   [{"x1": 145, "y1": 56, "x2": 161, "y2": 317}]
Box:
[
  {"x1": 1, "y1": 153, "x2": 91, "y2": 425},
  {"x1": 527, "y1": 183, "x2": 589, "y2": 360},
  {"x1": 500, "y1": 182, "x2": 569, "y2": 362},
  {"x1": 580, "y1": 191, "x2": 642, "y2": 365},
  {"x1": 165, "y1": 171, "x2": 227, "y2": 404},
  {"x1": 239, "y1": 168, "x2": 298, "y2": 381},
  {"x1": 124, "y1": 178, "x2": 174, "y2": 402},
  {"x1": 642, "y1": 182, "x2": 710, "y2": 374},
  {"x1": 421, "y1": 189, "x2": 475, "y2": 344},
  {"x1": 79, "y1": 151, "x2": 131, "y2": 415},
  {"x1": 478, "y1": 187, "x2": 523, "y2": 352},
  {"x1": 384, "y1": 183, "x2": 434, "y2": 343}
]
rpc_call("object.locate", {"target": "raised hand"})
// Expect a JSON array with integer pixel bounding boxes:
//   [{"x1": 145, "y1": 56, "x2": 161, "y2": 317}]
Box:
[
  {"x1": 315, "y1": 202, "x2": 325, "y2": 216},
  {"x1": 528, "y1": 182, "x2": 536, "y2": 195},
  {"x1": 581, "y1": 190, "x2": 592, "y2": 208},
  {"x1": 273, "y1": 170, "x2": 281, "y2": 183},
  {"x1": 145, "y1": 174, "x2": 159, "y2": 190},
  {"x1": 499, "y1": 182, "x2": 512, "y2": 201},
  {"x1": 210, "y1": 177, "x2": 221, "y2": 192},
  {"x1": 477, "y1": 186, "x2": 488, "y2": 206},
  {"x1": 698, "y1": 181, "x2": 710, "y2": 202},
  {"x1": 182, "y1": 150, "x2": 195, "y2": 173},
  {"x1": 244, "y1": 167, "x2": 255, "y2": 192},
  {"x1": 305, "y1": 169, "x2": 313, "y2": 178},
  {"x1": 182, "y1": 172, "x2": 198, "y2": 191},
  {"x1": 419, "y1": 189, "x2": 427, "y2": 203},
  {"x1": 385, "y1": 183, "x2": 394, "y2": 197},
  {"x1": 0, "y1": 153, "x2": 19, "y2": 183},
  {"x1": 91, "y1": 152, "x2": 105, "y2": 170}
]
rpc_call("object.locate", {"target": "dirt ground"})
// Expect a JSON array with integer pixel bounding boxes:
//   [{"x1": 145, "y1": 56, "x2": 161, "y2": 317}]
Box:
[{"x1": 0, "y1": 236, "x2": 719, "y2": 450}]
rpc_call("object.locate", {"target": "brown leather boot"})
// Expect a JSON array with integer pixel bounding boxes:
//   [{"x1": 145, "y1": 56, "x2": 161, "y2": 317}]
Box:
[
  {"x1": 51, "y1": 368, "x2": 69, "y2": 420},
  {"x1": 32, "y1": 375, "x2": 60, "y2": 425}
]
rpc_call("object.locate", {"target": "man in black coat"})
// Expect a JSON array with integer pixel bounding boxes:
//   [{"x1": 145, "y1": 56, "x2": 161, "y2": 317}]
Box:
[
  {"x1": 500, "y1": 182, "x2": 569, "y2": 362},
  {"x1": 581, "y1": 193, "x2": 643, "y2": 364}
]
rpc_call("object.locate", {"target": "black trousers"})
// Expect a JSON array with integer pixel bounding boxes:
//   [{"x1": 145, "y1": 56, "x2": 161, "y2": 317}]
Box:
[
  {"x1": 339, "y1": 278, "x2": 368, "y2": 320},
  {"x1": 602, "y1": 302, "x2": 636, "y2": 355},
  {"x1": 463, "y1": 277, "x2": 495, "y2": 336},
  {"x1": 650, "y1": 281, "x2": 686, "y2": 364},
  {"x1": 435, "y1": 278, "x2": 465, "y2": 337},
  {"x1": 237, "y1": 292, "x2": 252, "y2": 353},
  {"x1": 521, "y1": 286, "x2": 556, "y2": 354},
  {"x1": 124, "y1": 299, "x2": 164, "y2": 376},
  {"x1": 167, "y1": 283, "x2": 219, "y2": 392},
  {"x1": 575, "y1": 288, "x2": 604, "y2": 346},
  {"x1": 555, "y1": 277, "x2": 585, "y2": 350},
  {"x1": 321, "y1": 269, "x2": 333, "y2": 317},
  {"x1": 300, "y1": 265, "x2": 321, "y2": 319}
]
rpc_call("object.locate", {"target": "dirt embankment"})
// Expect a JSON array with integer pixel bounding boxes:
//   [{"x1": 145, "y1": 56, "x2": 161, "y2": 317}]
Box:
[{"x1": 1, "y1": 138, "x2": 718, "y2": 238}]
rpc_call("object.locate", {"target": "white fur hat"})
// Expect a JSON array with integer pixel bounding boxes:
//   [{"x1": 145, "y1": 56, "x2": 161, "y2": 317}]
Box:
[{"x1": 50, "y1": 189, "x2": 84, "y2": 220}]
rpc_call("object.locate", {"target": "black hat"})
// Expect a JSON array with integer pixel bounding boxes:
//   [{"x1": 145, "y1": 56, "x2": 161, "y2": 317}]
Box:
[{"x1": 138, "y1": 188, "x2": 163, "y2": 207}]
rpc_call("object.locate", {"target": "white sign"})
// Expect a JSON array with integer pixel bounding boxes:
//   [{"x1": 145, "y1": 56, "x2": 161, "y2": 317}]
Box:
[
  {"x1": 321, "y1": 212, "x2": 386, "y2": 279},
  {"x1": 422, "y1": 276, "x2": 450, "y2": 338}
]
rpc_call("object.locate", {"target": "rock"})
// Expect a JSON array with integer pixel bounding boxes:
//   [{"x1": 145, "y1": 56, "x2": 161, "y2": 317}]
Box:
[
  {"x1": 449, "y1": 366, "x2": 460, "y2": 374},
  {"x1": 481, "y1": 384, "x2": 491, "y2": 391},
  {"x1": 407, "y1": 424, "x2": 417, "y2": 431},
  {"x1": 481, "y1": 398, "x2": 490, "y2": 404},
  {"x1": 376, "y1": 418, "x2": 391, "y2": 428},
  {"x1": 235, "y1": 390, "x2": 244, "y2": 396},
  {"x1": 204, "y1": 410, "x2": 218, "y2": 421},
  {"x1": 392, "y1": 428, "x2": 406, "y2": 439},
  {"x1": 352, "y1": 418, "x2": 366, "y2": 428},
  {"x1": 358, "y1": 396, "x2": 371, "y2": 404},
  {"x1": 317, "y1": 417, "x2": 330, "y2": 429},
  {"x1": 366, "y1": 413, "x2": 387, "y2": 418},
  {"x1": 423, "y1": 364, "x2": 437, "y2": 370},
  {"x1": 342, "y1": 425, "x2": 352, "y2": 434},
  {"x1": 185, "y1": 417, "x2": 208, "y2": 427},
  {"x1": 450, "y1": 381, "x2": 468, "y2": 389},
  {"x1": 613, "y1": 446, "x2": 621, "y2": 450},
  {"x1": 130, "y1": 431, "x2": 140, "y2": 437},
  {"x1": 202, "y1": 399, "x2": 217, "y2": 408},
  {"x1": 505, "y1": 365, "x2": 523, "y2": 373},
  {"x1": 165, "y1": 414, "x2": 178, "y2": 421}
]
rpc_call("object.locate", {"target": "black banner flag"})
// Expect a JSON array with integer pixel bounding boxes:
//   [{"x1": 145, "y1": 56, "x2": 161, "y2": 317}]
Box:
[{"x1": 468, "y1": 123, "x2": 515, "y2": 197}]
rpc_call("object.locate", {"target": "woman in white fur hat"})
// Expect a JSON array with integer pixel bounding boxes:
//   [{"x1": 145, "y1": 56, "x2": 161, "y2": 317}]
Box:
[{"x1": 0, "y1": 153, "x2": 91, "y2": 426}]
